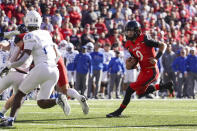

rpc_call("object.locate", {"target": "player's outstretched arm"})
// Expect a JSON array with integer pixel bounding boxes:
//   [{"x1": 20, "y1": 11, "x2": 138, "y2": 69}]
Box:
[
  {"x1": 7, "y1": 49, "x2": 31, "y2": 69},
  {"x1": 0, "y1": 31, "x2": 20, "y2": 39},
  {"x1": 155, "y1": 42, "x2": 167, "y2": 60}
]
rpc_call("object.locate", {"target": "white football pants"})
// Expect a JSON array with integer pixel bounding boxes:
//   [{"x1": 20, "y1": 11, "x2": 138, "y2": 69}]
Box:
[{"x1": 19, "y1": 63, "x2": 59, "y2": 100}]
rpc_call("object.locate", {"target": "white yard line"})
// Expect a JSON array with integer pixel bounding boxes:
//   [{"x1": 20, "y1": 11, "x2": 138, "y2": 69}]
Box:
[{"x1": 16, "y1": 123, "x2": 196, "y2": 131}]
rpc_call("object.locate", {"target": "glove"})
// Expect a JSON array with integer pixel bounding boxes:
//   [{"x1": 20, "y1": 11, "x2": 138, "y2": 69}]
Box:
[{"x1": 0, "y1": 67, "x2": 10, "y2": 77}]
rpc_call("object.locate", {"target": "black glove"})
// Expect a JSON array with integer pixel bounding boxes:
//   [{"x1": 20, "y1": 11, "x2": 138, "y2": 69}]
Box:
[
  {"x1": 17, "y1": 24, "x2": 27, "y2": 33},
  {"x1": 0, "y1": 67, "x2": 10, "y2": 77}
]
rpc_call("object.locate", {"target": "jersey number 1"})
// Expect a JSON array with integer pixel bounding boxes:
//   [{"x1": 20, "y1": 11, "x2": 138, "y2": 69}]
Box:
[{"x1": 43, "y1": 47, "x2": 47, "y2": 54}]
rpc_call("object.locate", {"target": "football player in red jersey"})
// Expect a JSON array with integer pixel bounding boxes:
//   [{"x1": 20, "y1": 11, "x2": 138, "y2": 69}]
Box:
[{"x1": 106, "y1": 20, "x2": 174, "y2": 118}]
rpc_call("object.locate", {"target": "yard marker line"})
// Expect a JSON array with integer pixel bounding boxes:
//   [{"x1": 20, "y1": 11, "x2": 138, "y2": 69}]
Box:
[
  {"x1": 16, "y1": 123, "x2": 195, "y2": 130},
  {"x1": 20, "y1": 112, "x2": 62, "y2": 114}
]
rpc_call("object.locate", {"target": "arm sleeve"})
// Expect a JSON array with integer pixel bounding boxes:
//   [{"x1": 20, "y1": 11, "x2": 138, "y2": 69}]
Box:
[
  {"x1": 9, "y1": 46, "x2": 20, "y2": 62},
  {"x1": 10, "y1": 53, "x2": 30, "y2": 68},
  {"x1": 144, "y1": 35, "x2": 159, "y2": 47}
]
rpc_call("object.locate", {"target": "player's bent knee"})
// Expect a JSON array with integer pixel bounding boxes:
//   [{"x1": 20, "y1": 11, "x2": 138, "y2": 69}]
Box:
[{"x1": 37, "y1": 100, "x2": 48, "y2": 109}]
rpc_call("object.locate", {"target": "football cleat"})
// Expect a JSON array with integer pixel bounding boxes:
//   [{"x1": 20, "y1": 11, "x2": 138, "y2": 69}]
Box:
[
  {"x1": 0, "y1": 118, "x2": 13, "y2": 127},
  {"x1": 106, "y1": 109, "x2": 122, "y2": 118},
  {"x1": 0, "y1": 112, "x2": 5, "y2": 122},
  {"x1": 79, "y1": 96, "x2": 89, "y2": 115},
  {"x1": 57, "y1": 94, "x2": 71, "y2": 116}
]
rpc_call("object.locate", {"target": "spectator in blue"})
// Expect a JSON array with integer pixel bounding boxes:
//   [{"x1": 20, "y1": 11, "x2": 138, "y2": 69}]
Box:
[
  {"x1": 107, "y1": 51, "x2": 125, "y2": 99},
  {"x1": 88, "y1": 43, "x2": 104, "y2": 99},
  {"x1": 186, "y1": 47, "x2": 197, "y2": 99},
  {"x1": 74, "y1": 46, "x2": 92, "y2": 96},
  {"x1": 172, "y1": 48, "x2": 188, "y2": 98}
]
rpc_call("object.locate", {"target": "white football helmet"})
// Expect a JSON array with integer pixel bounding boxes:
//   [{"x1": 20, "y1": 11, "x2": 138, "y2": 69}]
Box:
[
  {"x1": 24, "y1": 10, "x2": 42, "y2": 28},
  {"x1": 86, "y1": 42, "x2": 94, "y2": 53},
  {"x1": 66, "y1": 43, "x2": 74, "y2": 53},
  {"x1": 59, "y1": 40, "x2": 67, "y2": 50}
]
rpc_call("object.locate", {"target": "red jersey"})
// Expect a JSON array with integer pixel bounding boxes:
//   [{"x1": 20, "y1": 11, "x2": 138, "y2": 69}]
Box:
[
  {"x1": 95, "y1": 23, "x2": 108, "y2": 35},
  {"x1": 60, "y1": 28, "x2": 72, "y2": 38},
  {"x1": 125, "y1": 34, "x2": 159, "y2": 69}
]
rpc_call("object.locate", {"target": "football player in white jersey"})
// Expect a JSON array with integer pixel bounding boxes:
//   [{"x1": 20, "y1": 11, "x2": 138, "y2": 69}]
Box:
[
  {"x1": 0, "y1": 40, "x2": 9, "y2": 73},
  {"x1": 0, "y1": 24, "x2": 32, "y2": 119},
  {"x1": 55, "y1": 46, "x2": 89, "y2": 115},
  {"x1": 57, "y1": 42, "x2": 89, "y2": 115},
  {"x1": 58, "y1": 40, "x2": 68, "y2": 55},
  {"x1": 0, "y1": 41, "x2": 10, "y2": 100},
  {"x1": 0, "y1": 34, "x2": 33, "y2": 120},
  {"x1": 99, "y1": 43, "x2": 115, "y2": 98},
  {"x1": 64, "y1": 42, "x2": 79, "y2": 88},
  {"x1": 0, "y1": 10, "x2": 68, "y2": 127}
]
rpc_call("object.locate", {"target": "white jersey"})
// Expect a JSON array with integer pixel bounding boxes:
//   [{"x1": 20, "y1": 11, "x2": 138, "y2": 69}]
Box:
[
  {"x1": 0, "y1": 40, "x2": 12, "y2": 72},
  {"x1": 64, "y1": 50, "x2": 79, "y2": 65},
  {"x1": 9, "y1": 40, "x2": 33, "y2": 72},
  {"x1": 59, "y1": 48, "x2": 67, "y2": 57},
  {"x1": 123, "y1": 49, "x2": 131, "y2": 63},
  {"x1": 0, "y1": 50, "x2": 9, "y2": 72},
  {"x1": 99, "y1": 48, "x2": 115, "y2": 65},
  {"x1": 23, "y1": 30, "x2": 57, "y2": 66},
  {"x1": 123, "y1": 49, "x2": 139, "y2": 83},
  {"x1": 14, "y1": 50, "x2": 33, "y2": 72}
]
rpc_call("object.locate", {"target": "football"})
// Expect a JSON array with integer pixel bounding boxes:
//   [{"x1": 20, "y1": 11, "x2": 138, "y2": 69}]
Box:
[{"x1": 125, "y1": 56, "x2": 138, "y2": 70}]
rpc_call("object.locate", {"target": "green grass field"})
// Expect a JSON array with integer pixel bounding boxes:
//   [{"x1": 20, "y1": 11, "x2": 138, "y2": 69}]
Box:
[{"x1": 0, "y1": 99, "x2": 197, "y2": 131}]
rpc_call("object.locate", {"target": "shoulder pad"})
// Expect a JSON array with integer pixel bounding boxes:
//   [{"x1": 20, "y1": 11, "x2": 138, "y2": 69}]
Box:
[{"x1": 23, "y1": 33, "x2": 36, "y2": 43}]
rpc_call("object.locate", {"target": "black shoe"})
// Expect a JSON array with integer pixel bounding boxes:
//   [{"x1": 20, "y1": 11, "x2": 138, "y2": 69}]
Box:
[
  {"x1": 193, "y1": 96, "x2": 195, "y2": 99},
  {"x1": 161, "y1": 81, "x2": 174, "y2": 97},
  {"x1": 138, "y1": 94, "x2": 153, "y2": 99},
  {"x1": 0, "y1": 112, "x2": 5, "y2": 122},
  {"x1": 0, "y1": 118, "x2": 13, "y2": 127},
  {"x1": 95, "y1": 96, "x2": 99, "y2": 99},
  {"x1": 106, "y1": 109, "x2": 121, "y2": 118},
  {"x1": 116, "y1": 96, "x2": 121, "y2": 99},
  {"x1": 145, "y1": 94, "x2": 154, "y2": 99}
]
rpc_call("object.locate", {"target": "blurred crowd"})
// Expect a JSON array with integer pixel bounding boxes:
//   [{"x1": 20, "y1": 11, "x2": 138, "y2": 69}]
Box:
[{"x1": 0, "y1": 0, "x2": 197, "y2": 99}]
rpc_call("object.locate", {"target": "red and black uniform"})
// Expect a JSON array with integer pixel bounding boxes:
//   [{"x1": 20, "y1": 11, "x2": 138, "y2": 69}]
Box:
[
  {"x1": 57, "y1": 56, "x2": 69, "y2": 87},
  {"x1": 125, "y1": 34, "x2": 160, "y2": 95}
]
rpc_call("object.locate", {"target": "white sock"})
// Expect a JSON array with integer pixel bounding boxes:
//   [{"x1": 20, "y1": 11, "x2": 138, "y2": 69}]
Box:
[
  {"x1": 55, "y1": 97, "x2": 59, "y2": 104},
  {"x1": 67, "y1": 88, "x2": 81, "y2": 101},
  {"x1": 1, "y1": 107, "x2": 8, "y2": 114},
  {"x1": 8, "y1": 117, "x2": 14, "y2": 122}
]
